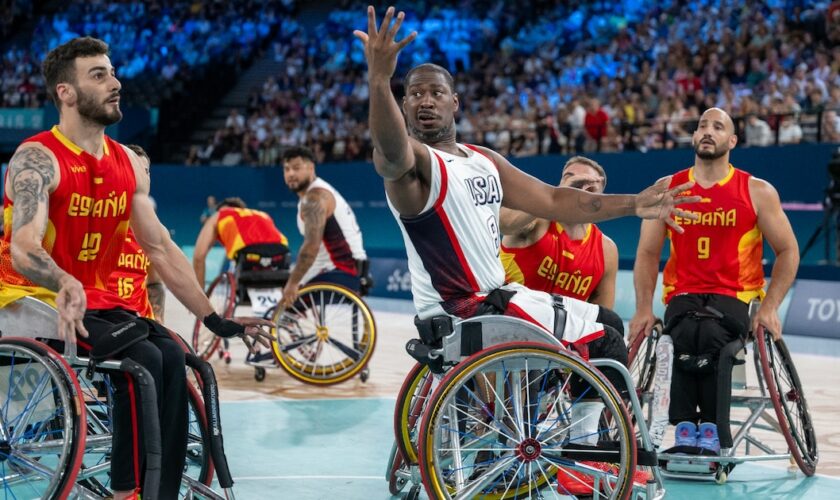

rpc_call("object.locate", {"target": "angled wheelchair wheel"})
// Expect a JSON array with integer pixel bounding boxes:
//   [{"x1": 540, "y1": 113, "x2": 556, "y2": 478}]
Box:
[
  {"x1": 394, "y1": 362, "x2": 436, "y2": 465},
  {"x1": 193, "y1": 273, "x2": 237, "y2": 360},
  {"x1": 756, "y1": 328, "x2": 818, "y2": 476},
  {"x1": 0, "y1": 337, "x2": 87, "y2": 499},
  {"x1": 183, "y1": 382, "x2": 214, "y2": 491},
  {"x1": 627, "y1": 321, "x2": 662, "y2": 427},
  {"x1": 270, "y1": 283, "x2": 376, "y2": 385},
  {"x1": 418, "y1": 342, "x2": 636, "y2": 500}
]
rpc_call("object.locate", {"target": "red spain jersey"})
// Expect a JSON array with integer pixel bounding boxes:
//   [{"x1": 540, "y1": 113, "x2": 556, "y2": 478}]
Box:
[
  {"x1": 216, "y1": 207, "x2": 288, "y2": 259},
  {"x1": 500, "y1": 222, "x2": 605, "y2": 302},
  {"x1": 662, "y1": 166, "x2": 765, "y2": 304},
  {"x1": 0, "y1": 126, "x2": 136, "y2": 309},
  {"x1": 87, "y1": 230, "x2": 153, "y2": 318}
]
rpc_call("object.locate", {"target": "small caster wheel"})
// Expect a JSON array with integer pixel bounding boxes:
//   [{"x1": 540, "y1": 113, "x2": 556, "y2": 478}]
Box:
[
  {"x1": 405, "y1": 483, "x2": 421, "y2": 500},
  {"x1": 360, "y1": 367, "x2": 370, "y2": 383},
  {"x1": 254, "y1": 367, "x2": 266, "y2": 382},
  {"x1": 714, "y1": 469, "x2": 727, "y2": 485},
  {"x1": 224, "y1": 352, "x2": 232, "y2": 365}
]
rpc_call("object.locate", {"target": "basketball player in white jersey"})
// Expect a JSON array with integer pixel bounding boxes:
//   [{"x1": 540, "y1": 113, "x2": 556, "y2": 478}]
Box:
[
  {"x1": 282, "y1": 146, "x2": 368, "y2": 305},
  {"x1": 354, "y1": 7, "x2": 700, "y2": 485}
]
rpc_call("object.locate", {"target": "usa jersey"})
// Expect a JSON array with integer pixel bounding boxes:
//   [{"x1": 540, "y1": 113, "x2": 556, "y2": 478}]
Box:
[
  {"x1": 297, "y1": 177, "x2": 366, "y2": 284},
  {"x1": 501, "y1": 223, "x2": 605, "y2": 302},
  {"x1": 662, "y1": 166, "x2": 765, "y2": 304},
  {"x1": 388, "y1": 143, "x2": 605, "y2": 345},
  {"x1": 0, "y1": 126, "x2": 135, "y2": 309}
]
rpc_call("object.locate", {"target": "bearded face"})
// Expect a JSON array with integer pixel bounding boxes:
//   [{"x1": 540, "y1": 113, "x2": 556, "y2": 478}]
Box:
[{"x1": 75, "y1": 84, "x2": 122, "y2": 126}]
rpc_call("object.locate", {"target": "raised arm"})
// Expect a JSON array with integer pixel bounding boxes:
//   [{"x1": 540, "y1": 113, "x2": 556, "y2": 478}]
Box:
[
  {"x1": 192, "y1": 211, "x2": 220, "y2": 287},
  {"x1": 6, "y1": 144, "x2": 87, "y2": 342},
  {"x1": 629, "y1": 217, "x2": 668, "y2": 343},
  {"x1": 498, "y1": 207, "x2": 539, "y2": 236},
  {"x1": 354, "y1": 6, "x2": 431, "y2": 216},
  {"x1": 751, "y1": 178, "x2": 799, "y2": 339},
  {"x1": 282, "y1": 189, "x2": 334, "y2": 305}
]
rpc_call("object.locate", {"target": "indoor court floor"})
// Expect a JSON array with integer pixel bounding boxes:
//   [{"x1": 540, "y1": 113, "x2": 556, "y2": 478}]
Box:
[{"x1": 164, "y1": 294, "x2": 840, "y2": 499}]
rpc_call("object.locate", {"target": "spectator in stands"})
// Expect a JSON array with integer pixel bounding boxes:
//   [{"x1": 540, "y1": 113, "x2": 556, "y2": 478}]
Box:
[
  {"x1": 744, "y1": 114, "x2": 774, "y2": 147},
  {"x1": 778, "y1": 114, "x2": 804, "y2": 144}
]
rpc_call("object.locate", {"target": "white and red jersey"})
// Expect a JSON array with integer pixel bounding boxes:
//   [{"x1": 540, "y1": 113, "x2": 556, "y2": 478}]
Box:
[
  {"x1": 387, "y1": 143, "x2": 604, "y2": 345},
  {"x1": 297, "y1": 177, "x2": 366, "y2": 284}
]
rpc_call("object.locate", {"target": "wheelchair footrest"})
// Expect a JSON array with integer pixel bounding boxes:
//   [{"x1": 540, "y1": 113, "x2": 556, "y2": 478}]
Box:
[{"x1": 659, "y1": 445, "x2": 720, "y2": 474}]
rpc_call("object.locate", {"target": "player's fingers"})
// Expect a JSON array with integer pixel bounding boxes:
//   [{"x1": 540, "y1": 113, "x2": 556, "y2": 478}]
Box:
[
  {"x1": 388, "y1": 10, "x2": 405, "y2": 39},
  {"x1": 396, "y1": 31, "x2": 418, "y2": 50},
  {"x1": 670, "y1": 181, "x2": 695, "y2": 193},
  {"x1": 664, "y1": 216, "x2": 685, "y2": 234},
  {"x1": 366, "y1": 5, "x2": 376, "y2": 35},
  {"x1": 76, "y1": 320, "x2": 89, "y2": 338},
  {"x1": 673, "y1": 195, "x2": 702, "y2": 205},
  {"x1": 378, "y1": 6, "x2": 395, "y2": 37},
  {"x1": 352, "y1": 31, "x2": 369, "y2": 45},
  {"x1": 673, "y1": 208, "x2": 699, "y2": 220},
  {"x1": 240, "y1": 335, "x2": 255, "y2": 354}
]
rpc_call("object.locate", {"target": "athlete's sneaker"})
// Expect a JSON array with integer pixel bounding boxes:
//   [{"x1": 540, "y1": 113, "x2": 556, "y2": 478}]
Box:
[
  {"x1": 697, "y1": 422, "x2": 720, "y2": 454},
  {"x1": 557, "y1": 462, "x2": 653, "y2": 495},
  {"x1": 674, "y1": 421, "x2": 698, "y2": 448}
]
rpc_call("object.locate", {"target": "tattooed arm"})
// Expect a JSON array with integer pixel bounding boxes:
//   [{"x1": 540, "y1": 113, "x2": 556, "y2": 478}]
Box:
[
  {"x1": 146, "y1": 265, "x2": 165, "y2": 323},
  {"x1": 282, "y1": 189, "x2": 335, "y2": 306},
  {"x1": 6, "y1": 144, "x2": 88, "y2": 341}
]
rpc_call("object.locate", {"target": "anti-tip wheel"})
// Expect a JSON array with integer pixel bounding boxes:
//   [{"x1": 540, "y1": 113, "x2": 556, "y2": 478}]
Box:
[
  {"x1": 254, "y1": 366, "x2": 266, "y2": 382},
  {"x1": 360, "y1": 367, "x2": 370, "y2": 383},
  {"x1": 715, "y1": 469, "x2": 728, "y2": 485}
]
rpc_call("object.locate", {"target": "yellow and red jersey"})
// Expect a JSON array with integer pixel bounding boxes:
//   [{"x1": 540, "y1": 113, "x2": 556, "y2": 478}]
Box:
[
  {"x1": 501, "y1": 222, "x2": 605, "y2": 302},
  {"x1": 0, "y1": 126, "x2": 135, "y2": 309},
  {"x1": 87, "y1": 230, "x2": 153, "y2": 318},
  {"x1": 216, "y1": 206, "x2": 288, "y2": 259},
  {"x1": 662, "y1": 166, "x2": 765, "y2": 304}
]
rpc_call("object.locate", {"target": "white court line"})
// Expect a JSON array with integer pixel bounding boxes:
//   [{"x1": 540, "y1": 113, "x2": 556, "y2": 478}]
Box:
[{"x1": 233, "y1": 475, "x2": 382, "y2": 481}]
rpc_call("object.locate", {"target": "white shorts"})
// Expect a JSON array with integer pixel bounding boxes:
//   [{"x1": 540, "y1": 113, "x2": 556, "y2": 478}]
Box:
[{"x1": 500, "y1": 282, "x2": 605, "y2": 346}]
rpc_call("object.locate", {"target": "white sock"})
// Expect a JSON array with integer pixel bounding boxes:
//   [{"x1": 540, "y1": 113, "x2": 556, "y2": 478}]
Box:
[{"x1": 570, "y1": 401, "x2": 605, "y2": 446}]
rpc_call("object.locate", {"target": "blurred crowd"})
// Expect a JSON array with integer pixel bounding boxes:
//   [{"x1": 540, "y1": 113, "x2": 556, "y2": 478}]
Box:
[
  {"x1": 1, "y1": 0, "x2": 293, "y2": 108},
  {"x1": 2, "y1": 1, "x2": 839, "y2": 165}
]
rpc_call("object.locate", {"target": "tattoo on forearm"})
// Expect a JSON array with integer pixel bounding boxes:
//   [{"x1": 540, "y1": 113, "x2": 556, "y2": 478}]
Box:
[
  {"x1": 147, "y1": 282, "x2": 166, "y2": 322},
  {"x1": 578, "y1": 194, "x2": 602, "y2": 214},
  {"x1": 9, "y1": 148, "x2": 54, "y2": 230},
  {"x1": 20, "y1": 249, "x2": 64, "y2": 291}
]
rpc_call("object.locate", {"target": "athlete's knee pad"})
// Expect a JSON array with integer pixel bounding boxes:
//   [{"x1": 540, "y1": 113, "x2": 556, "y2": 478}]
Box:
[{"x1": 596, "y1": 306, "x2": 624, "y2": 337}]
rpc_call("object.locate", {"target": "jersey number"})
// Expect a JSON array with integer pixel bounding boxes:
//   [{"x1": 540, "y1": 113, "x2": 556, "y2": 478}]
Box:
[
  {"x1": 697, "y1": 237, "x2": 710, "y2": 260},
  {"x1": 78, "y1": 233, "x2": 102, "y2": 262},
  {"x1": 117, "y1": 277, "x2": 135, "y2": 299}
]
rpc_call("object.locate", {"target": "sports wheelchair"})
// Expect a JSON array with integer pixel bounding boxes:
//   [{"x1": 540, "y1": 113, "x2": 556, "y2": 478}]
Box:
[
  {"x1": 387, "y1": 313, "x2": 666, "y2": 500},
  {"x1": 192, "y1": 245, "x2": 377, "y2": 386},
  {"x1": 0, "y1": 296, "x2": 235, "y2": 499},
  {"x1": 627, "y1": 300, "x2": 818, "y2": 484}
]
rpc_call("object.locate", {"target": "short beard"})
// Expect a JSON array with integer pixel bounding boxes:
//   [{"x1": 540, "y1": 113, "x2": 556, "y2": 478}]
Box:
[
  {"x1": 408, "y1": 119, "x2": 454, "y2": 143},
  {"x1": 694, "y1": 142, "x2": 727, "y2": 160},
  {"x1": 76, "y1": 87, "x2": 122, "y2": 127},
  {"x1": 289, "y1": 178, "x2": 311, "y2": 194}
]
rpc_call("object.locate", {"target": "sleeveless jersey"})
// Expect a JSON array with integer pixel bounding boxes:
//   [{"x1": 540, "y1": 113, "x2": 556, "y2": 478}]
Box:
[
  {"x1": 87, "y1": 229, "x2": 153, "y2": 318},
  {"x1": 501, "y1": 222, "x2": 605, "y2": 302},
  {"x1": 662, "y1": 166, "x2": 765, "y2": 304},
  {"x1": 296, "y1": 177, "x2": 366, "y2": 284},
  {"x1": 0, "y1": 126, "x2": 136, "y2": 308},
  {"x1": 388, "y1": 144, "x2": 505, "y2": 319},
  {"x1": 216, "y1": 207, "x2": 288, "y2": 259}
]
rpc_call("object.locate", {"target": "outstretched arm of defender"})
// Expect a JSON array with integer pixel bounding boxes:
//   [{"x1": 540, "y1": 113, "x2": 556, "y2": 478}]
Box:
[
  {"x1": 6, "y1": 145, "x2": 88, "y2": 342},
  {"x1": 192, "y1": 211, "x2": 220, "y2": 287}
]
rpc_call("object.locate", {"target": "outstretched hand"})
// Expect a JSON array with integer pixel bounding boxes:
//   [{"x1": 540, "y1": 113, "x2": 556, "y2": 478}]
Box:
[
  {"x1": 56, "y1": 275, "x2": 89, "y2": 345},
  {"x1": 352, "y1": 5, "x2": 417, "y2": 80},
  {"x1": 232, "y1": 317, "x2": 275, "y2": 354},
  {"x1": 636, "y1": 179, "x2": 702, "y2": 233}
]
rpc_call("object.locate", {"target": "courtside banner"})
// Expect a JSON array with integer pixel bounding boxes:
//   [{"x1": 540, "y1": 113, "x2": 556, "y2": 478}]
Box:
[
  {"x1": 783, "y1": 279, "x2": 840, "y2": 339},
  {"x1": 369, "y1": 257, "x2": 413, "y2": 300}
]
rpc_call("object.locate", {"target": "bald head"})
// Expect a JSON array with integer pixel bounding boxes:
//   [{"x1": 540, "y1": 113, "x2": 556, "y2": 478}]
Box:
[
  {"x1": 700, "y1": 107, "x2": 735, "y2": 134},
  {"x1": 693, "y1": 107, "x2": 738, "y2": 161}
]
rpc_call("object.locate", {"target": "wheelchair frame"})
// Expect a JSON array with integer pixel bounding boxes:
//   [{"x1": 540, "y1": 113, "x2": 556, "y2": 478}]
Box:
[
  {"x1": 627, "y1": 300, "x2": 819, "y2": 484},
  {"x1": 389, "y1": 314, "x2": 666, "y2": 500},
  {"x1": 0, "y1": 296, "x2": 236, "y2": 499}
]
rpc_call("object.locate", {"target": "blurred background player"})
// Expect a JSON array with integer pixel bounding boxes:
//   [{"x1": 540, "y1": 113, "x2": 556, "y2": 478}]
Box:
[
  {"x1": 630, "y1": 107, "x2": 800, "y2": 453},
  {"x1": 193, "y1": 196, "x2": 289, "y2": 361},
  {"x1": 281, "y1": 145, "x2": 367, "y2": 305},
  {"x1": 500, "y1": 156, "x2": 619, "y2": 309}
]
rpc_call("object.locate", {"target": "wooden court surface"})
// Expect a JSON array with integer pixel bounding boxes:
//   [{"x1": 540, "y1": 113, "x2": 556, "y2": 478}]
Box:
[{"x1": 165, "y1": 294, "x2": 840, "y2": 479}]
